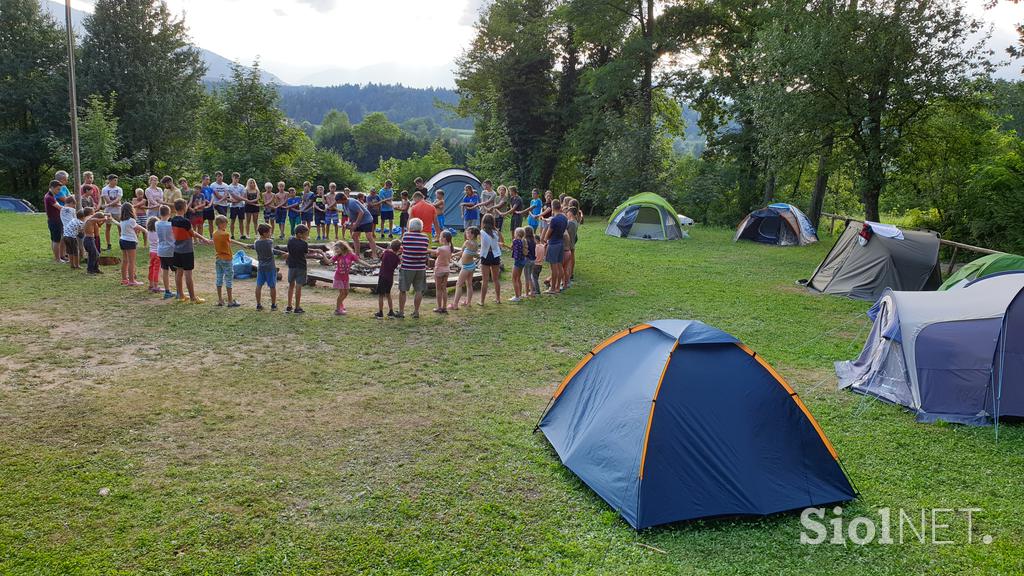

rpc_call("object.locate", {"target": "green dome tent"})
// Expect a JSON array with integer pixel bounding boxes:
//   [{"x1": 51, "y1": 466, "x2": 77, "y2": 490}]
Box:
[
  {"x1": 940, "y1": 253, "x2": 1024, "y2": 290},
  {"x1": 605, "y1": 193, "x2": 686, "y2": 240}
]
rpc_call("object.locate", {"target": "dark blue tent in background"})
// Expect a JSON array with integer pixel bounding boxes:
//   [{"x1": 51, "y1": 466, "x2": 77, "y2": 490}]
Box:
[
  {"x1": 424, "y1": 168, "x2": 481, "y2": 229},
  {"x1": 538, "y1": 320, "x2": 856, "y2": 529},
  {"x1": 734, "y1": 203, "x2": 818, "y2": 246}
]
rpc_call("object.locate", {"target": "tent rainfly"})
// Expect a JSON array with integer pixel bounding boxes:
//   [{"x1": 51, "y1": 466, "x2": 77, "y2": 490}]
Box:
[
  {"x1": 836, "y1": 272, "x2": 1024, "y2": 425},
  {"x1": 804, "y1": 221, "x2": 942, "y2": 301},
  {"x1": 939, "y1": 253, "x2": 1024, "y2": 290},
  {"x1": 538, "y1": 319, "x2": 857, "y2": 529},
  {"x1": 605, "y1": 193, "x2": 687, "y2": 240}
]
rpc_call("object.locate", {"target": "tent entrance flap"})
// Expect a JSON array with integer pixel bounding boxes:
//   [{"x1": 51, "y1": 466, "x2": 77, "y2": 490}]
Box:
[{"x1": 615, "y1": 205, "x2": 640, "y2": 237}]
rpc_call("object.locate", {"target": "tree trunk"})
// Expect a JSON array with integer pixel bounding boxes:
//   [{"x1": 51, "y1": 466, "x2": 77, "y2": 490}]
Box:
[
  {"x1": 762, "y1": 172, "x2": 776, "y2": 204},
  {"x1": 737, "y1": 121, "x2": 760, "y2": 212},
  {"x1": 540, "y1": 25, "x2": 579, "y2": 189},
  {"x1": 861, "y1": 111, "x2": 884, "y2": 223},
  {"x1": 861, "y1": 165, "x2": 883, "y2": 223},
  {"x1": 637, "y1": 0, "x2": 656, "y2": 191},
  {"x1": 808, "y1": 132, "x2": 834, "y2": 231}
]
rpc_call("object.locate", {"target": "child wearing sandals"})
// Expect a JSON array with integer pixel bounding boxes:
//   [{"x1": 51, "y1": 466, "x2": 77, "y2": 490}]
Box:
[
  {"x1": 432, "y1": 230, "x2": 456, "y2": 313},
  {"x1": 450, "y1": 227, "x2": 479, "y2": 311},
  {"x1": 330, "y1": 240, "x2": 369, "y2": 316}
]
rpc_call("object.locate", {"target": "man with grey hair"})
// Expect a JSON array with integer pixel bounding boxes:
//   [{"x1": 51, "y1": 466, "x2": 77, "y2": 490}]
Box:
[
  {"x1": 397, "y1": 217, "x2": 430, "y2": 318},
  {"x1": 54, "y1": 170, "x2": 71, "y2": 205}
]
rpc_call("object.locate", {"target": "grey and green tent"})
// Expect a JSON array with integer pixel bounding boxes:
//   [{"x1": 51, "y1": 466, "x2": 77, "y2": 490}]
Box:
[
  {"x1": 939, "y1": 253, "x2": 1024, "y2": 290},
  {"x1": 605, "y1": 193, "x2": 686, "y2": 240}
]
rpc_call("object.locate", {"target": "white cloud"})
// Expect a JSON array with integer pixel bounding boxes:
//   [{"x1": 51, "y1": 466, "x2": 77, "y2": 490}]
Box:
[
  {"x1": 157, "y1": 0, "x2": 476, "y2": 87},
  {"x1": 296, "y1": 0, "x2": 336, "y2": 13}
]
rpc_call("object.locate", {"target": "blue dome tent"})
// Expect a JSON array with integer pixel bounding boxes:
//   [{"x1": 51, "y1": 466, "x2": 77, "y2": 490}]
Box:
[
  {"x1": 537, "y1": 320, "x2": 856, "y2": 529},
  {"x1": 424, "y1": 168, "x2": 481, "y2": 230},
  {"x1": 735, "y1": 203, "x2": 818, "y2": 246}
]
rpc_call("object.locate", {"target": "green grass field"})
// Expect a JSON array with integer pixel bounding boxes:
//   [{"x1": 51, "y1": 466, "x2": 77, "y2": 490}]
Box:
[{"x1": 0, "y1": 213, "x2": 1021, "y2": 575}]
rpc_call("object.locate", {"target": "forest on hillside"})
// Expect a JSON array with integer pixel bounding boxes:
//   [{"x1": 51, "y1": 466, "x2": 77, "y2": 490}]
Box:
[{"x1": 276, "y1": 84, "x2": 473, "y2": 130}]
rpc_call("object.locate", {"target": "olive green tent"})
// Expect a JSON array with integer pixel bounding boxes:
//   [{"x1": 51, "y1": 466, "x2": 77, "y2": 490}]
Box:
[
  {"x1": 605, "y1": 193, "x2": 686, "y2": 240},
  {"x1": 940, "y1": 253, "x2": 1024, "y2": 290}
]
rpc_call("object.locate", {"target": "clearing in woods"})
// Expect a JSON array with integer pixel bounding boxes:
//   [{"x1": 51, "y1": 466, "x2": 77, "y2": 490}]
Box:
[{"x1": 0, "y1": 213, "x2": 1021, "y2": 575}]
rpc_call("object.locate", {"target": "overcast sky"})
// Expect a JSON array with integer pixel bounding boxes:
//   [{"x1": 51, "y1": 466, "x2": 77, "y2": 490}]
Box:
[{"x1": 67, "y1": 0, "x2": 1022, "y2": 87}]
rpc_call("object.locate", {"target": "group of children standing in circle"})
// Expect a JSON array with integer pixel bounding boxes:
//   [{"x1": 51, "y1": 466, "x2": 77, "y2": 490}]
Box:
[{"x1": 43, "y1": 169, "x2": 582, "y2": 317}]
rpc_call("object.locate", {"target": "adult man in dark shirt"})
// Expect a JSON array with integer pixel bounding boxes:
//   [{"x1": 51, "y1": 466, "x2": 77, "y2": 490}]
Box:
[
  {"x1": 339, "y1": 190, "x2": 378, "y2": 258},
  {"x1": 43, "y1": 180, "x2": 65, "y2": 262},
  {"x1": 412, "y1": 177, "x2": 429, "y2": 200},
  {"x1": 543, "y1": 200, "x2": 569, "y2": 294},
  {"x1": 506, "y1": 187, "x2": 525, "y2": 233}
]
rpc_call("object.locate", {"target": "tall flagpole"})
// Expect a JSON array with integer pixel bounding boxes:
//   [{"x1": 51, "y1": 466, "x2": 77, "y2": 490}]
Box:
[{"x1": 65, "y1": 0, "x2": 82, "y2": 205}]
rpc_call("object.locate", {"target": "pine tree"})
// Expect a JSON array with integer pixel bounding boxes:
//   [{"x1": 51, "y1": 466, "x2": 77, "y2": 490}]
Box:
[{"x1": 79, "y1": 0, "x2": 205, "y2": 173}]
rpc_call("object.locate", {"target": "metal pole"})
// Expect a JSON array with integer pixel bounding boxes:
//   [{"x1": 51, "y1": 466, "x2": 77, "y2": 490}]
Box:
[{"x1": 65, "y1": 0, "x2": 82, "y2": 206}]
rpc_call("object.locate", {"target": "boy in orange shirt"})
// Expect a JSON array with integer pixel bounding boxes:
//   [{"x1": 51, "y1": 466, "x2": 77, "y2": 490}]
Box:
[{"x1": 212, "y1": 214, "x2": 248, "y2": 307}]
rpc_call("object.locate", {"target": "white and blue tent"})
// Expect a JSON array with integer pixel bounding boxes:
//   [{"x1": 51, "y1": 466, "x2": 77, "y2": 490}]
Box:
[{"x1": 837, "y1": 272, "x2": 1024, "y2": 425}]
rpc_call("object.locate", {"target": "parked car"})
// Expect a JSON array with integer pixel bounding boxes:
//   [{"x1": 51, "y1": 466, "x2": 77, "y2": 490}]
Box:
[{"x1": 0, "y1": 196, "x2": 37, "y2": 212}]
